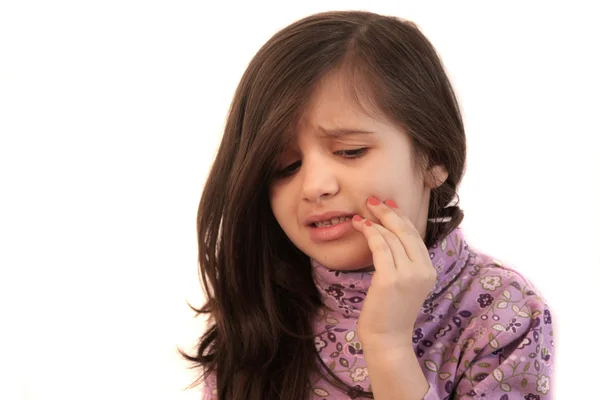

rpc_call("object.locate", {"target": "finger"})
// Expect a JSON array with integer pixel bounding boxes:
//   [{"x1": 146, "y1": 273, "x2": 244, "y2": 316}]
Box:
[
  {"x1": 382, "y1": 198, "x2": 432, "y2": 263},
  {"x1": 351, "y1": 215, "x2": 396, "y2": 277},
  {"x1": 366, "y1": 196, "x2": 427, "y2": 263},
  {"x1": 370, "y1": 222, "x2": 436, "y2": 288},
  {"x1": 385, "y1": 199, "x2": 432, "y2": 262},
  {"x1": 368, "y1": 221, "x2": 411, "y2": 268},
  {"x1": 383, "y1": 199, "x2": 421, "y2": 236}
]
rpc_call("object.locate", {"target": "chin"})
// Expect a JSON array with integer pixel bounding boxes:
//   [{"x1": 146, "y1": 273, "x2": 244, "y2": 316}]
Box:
[{"x1": 310, "y1": 246, "x2": 373, "y2": 271}]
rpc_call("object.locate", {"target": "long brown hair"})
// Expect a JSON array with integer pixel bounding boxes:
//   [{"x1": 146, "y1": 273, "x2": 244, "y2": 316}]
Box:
[{"x1": 181, "y1": 10, "x2": 466, "y2": 399}]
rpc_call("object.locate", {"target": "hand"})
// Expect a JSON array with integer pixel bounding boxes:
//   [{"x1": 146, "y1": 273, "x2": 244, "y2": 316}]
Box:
[{"x1": 351, "y1": 196, "x2": 436, "y2": 352}]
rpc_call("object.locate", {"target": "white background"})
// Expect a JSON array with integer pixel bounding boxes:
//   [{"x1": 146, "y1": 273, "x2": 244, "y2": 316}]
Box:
[{"x1": 1, "y1": 1, "x2": 598, "y2": 399}]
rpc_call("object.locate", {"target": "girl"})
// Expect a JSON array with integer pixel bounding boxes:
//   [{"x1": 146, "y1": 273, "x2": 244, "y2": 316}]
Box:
[{"x1": 182, "y1": 10, "x2": 554, "y2": 400}]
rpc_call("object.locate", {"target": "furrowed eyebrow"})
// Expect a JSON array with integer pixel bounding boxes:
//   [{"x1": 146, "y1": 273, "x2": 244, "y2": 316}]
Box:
[{"x1": 318, "y1": 126, "x2": 375, "y2": 137}]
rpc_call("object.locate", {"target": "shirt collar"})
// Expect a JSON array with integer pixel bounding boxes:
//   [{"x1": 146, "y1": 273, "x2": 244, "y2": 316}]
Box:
[{"x1": 311, "y1": 227, "x2": 473, "y2": 318}]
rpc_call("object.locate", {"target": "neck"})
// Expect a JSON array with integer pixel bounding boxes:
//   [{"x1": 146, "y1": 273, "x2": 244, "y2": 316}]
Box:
[{"x1": 311, "y1": 226, "x2": 472, "y2": 318}]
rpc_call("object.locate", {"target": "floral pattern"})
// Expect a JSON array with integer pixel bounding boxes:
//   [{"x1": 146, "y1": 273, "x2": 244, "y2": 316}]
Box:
[
  {"x1": 309, "y1": 227, "x2": 553, "y2": 399},
  {"x1": 201, "y1": 227, "x2": 554, "y2": 399},
  {"x1": 480, "y1": 275, "x2": 502, "y2": 291},
  {"x1": 477, "y1": 293, "x2": 494, "y2": 308},
  {"x1": 350, "y1": 367, "x2": 369, "y2": 382}
]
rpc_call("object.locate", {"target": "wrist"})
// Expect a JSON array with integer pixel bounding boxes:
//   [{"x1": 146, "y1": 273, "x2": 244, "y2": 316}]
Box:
[
  {"x1": 362, "y1": 339, "x2": 429, "y2": 400},
  {"x1": 360, "y1": 333, "x2": 414, "y2": 353},
  {"x1": 363, "y1": 342, "x2": 417, "y2": 366}
]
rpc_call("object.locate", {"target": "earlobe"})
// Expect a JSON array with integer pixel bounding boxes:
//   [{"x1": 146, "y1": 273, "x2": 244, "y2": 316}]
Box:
[{"x1": 427, "y1": 165, "x2": 449, "y2": 189}]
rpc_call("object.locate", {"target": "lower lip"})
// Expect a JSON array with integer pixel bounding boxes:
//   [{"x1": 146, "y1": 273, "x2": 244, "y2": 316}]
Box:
[{"x1": 308, "y1": 219, "x2": 353, "y2": 242}]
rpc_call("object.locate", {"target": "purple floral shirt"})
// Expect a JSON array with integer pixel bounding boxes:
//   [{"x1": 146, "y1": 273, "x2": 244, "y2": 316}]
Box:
[{"x1": 202, "y1": 227, "x2": 554, "y2": 399}]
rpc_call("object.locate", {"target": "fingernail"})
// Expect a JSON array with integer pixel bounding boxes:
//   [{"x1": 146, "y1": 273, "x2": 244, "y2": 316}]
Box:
[
  {"x1": 352, "y1": 215, "x2": 362, "y2": 222},
  {"x1": 384, "y1": 199, "x2": 398, "y2": 208},
  {"x1": 365, "y1": 220, "x2": 372, "y2": 227},
  {"x1": 367, "y1": 196, "x2": 381, "y2": 206}
]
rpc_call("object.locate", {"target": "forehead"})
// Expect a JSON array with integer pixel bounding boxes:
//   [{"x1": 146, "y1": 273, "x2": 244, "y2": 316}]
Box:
[
  {"x1": 303, "y1": 72, "x2": 369, "y2": 123},
  {"x1": 291, "y1": 71, "x2": 390, "y2": 140}
]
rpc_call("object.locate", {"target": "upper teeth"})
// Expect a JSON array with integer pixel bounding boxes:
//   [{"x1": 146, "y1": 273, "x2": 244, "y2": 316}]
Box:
[{"x1": 314, "y1": 217, "x2": 350, "y2": 227}]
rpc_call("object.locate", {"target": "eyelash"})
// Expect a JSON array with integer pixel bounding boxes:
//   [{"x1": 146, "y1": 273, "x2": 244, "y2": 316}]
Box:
[{"x1": 276, "y1": 148, "x2": 369, "y2": 178}]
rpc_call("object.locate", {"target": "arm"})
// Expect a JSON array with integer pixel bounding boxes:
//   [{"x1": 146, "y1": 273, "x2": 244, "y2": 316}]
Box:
[
  {"x1": 351, "y1": 198, "x2": 447, "y2": 399},
  {"x1": 364, "y1": 344, "x2": 439, "y2": 400}
]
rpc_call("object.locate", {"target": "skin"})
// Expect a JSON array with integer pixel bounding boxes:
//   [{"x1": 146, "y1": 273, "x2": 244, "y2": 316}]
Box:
[
  {"x1": 353, "y1": 199, "x2": 437, "y2": 399},
  {"x1": 269, "y1": 70, "x2": 448, "y2": 271},
  {"x1": 268, "y1": 70, "x2": 449, "y2": 399}
]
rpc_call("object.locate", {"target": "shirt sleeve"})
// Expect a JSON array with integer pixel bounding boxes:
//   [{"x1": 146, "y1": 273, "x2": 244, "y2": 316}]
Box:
[
  {"x1": 454, "y1": 298, "x2": 554, "y2": 399},
  {"x1": 423, "y1": 384, "x2": 442, "y2": 400},
  {"x1": 201, "y1": 371, "x2": 217, "y2": 400}
]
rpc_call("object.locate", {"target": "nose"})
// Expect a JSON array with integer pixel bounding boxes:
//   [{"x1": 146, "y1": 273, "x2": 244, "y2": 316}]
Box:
[{"x1": 300, "y1": 155, "x2": 340, "y2": 202}]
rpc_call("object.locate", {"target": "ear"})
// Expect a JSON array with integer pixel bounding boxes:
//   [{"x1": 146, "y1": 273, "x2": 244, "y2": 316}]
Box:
[{"x1": 425, "y1": 165, "x2": 449, "y2": 189}]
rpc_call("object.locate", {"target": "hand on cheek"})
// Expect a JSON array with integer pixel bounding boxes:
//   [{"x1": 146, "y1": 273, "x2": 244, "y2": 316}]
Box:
[{"x1": 351, "y1": 196, "x2": 436, "y2": 351}]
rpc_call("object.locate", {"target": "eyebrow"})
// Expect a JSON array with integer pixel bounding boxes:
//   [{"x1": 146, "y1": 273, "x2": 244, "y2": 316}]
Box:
[{"x1": 318, "y1": 126, "x2": 375, "y2": 137}]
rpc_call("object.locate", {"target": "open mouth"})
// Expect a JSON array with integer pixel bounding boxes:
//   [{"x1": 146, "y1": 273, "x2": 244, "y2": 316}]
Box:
[
  {"x1": 307, "y1": 214, "x2": 354, "y2": 241},
  {"x1": 312, "y1": 216, "x2": 352, "y2": 228}
]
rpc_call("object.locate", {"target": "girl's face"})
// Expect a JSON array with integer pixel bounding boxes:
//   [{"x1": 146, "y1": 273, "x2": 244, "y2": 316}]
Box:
[{"x1": 269, "y1": 72, "x2": 447, "y2": 271}]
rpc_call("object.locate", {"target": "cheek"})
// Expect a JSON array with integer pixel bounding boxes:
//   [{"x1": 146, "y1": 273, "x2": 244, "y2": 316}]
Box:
[
  {"x1": 356, "y1": 170, "x2": 401, "y2": 202},
  {"x1": 269, "y1": 186, "x2": 296, "y2": 228},
  {"x1": 357, "y1": 168, "x2": 422, "y2": 217},
  {"x1": 358, "y1": 154, "x2": 407, "y2": 189},
  {"x1": 268, "y1": 189, "x2": 282, "y2": 222}
]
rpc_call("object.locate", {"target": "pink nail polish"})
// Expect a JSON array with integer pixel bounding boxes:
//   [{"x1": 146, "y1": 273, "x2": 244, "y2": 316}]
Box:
[
  {"x1": 367, "y1": 196, "x2": 381, "y2": 206},
  {"x1": 365, "y1": 220, "x2": 372, "y2": 227},
  {"x1": 352, "y1": 215, "x2": 362, "y2": 222},
  {"x1": 384, "y1": 199, "x2": 398, "y2": 208}
]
